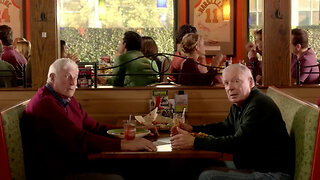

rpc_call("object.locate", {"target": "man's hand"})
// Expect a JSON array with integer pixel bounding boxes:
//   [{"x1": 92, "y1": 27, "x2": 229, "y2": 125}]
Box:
[
  {"x1": 170, "y1": 127, "x2": 195, "y2": 150},
  {"x1": 121, "y1": 138, "x2": 157, "y2": 152},
  {"x1": 170, "y1": 122, "x2": 193, "y2": 136},
  {"x1": 138, "y1": 125, "x2": 160, "y2": 140}
]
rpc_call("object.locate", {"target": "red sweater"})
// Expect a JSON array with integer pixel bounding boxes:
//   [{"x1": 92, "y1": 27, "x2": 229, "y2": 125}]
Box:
[
  {"x1": 22, "y1": 86, "x2": 121, "y2": 179},
  {"x1": 1, "y1": 46, "x2": 27, "y2": 84}
]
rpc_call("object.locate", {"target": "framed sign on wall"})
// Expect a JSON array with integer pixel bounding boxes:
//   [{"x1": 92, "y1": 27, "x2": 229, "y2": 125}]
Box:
[
  {"x1": 188, "y1": 0, "x2": 235, "y2": 56},
  {"x1": 0, "y1": 0, "x2": 24, "y2": 40}
]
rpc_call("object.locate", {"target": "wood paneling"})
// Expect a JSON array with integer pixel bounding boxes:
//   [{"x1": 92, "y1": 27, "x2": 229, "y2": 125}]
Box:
[
  {"x1": 241, "y1": 0, "x2": 248, "y2": 62},
  {"x1": 30, "y1": 0, "x2": 58, "y2": 88},
  {"x1": 73, "y1": 88, "x2": 231, "y2": 125},
  {"x1": 0, "y1": 87, "x2": 318, "y2": 126},
  {"x1": 263, "y1": 0, "x2": 291, "y2": 86},
  {"x1": 280, "y1": 86, "x2": 320, "y2": 105},
  {"x1": 0, "y1": 89, "x2": 35, "y2": 111}
]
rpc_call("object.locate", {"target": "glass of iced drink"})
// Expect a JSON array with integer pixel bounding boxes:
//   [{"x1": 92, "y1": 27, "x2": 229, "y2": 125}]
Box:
[{"x1": 123, "y1": 119, "x2": 136, "y2": 140}]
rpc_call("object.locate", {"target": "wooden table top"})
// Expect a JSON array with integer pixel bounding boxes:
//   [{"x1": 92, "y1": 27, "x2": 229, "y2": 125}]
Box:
[
  {"x1": 88, "y1": 150, "x2": 223, "y2": 160},
  {"x1": 88, "y1": 133, "x2": 232, "y2": 160}
]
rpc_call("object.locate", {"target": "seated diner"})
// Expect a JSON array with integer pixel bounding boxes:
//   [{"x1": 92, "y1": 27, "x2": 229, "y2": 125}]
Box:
[
  {"x1": 178, "y1": 33, "x2": 225, "y2": 86},
  {"x1": 21, "y1": 58, "x2": 157, "y2": 180},
  {"x1": 291, "y1": 28, "x2": 319, "y2": 84},
  {"x1": 106, "y1": 31, "x2": 159, "y2": 87},
  {"x1": 171, "y1": 64, "x2": 294, "y2": 180}
]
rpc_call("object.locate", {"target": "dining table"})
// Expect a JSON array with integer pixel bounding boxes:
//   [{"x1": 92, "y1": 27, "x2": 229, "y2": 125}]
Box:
[
  {"x1": 87, "y1": 132, "x2": 233, "y2": 180},
  {"x1": 88, "y1": 132, "x2": 231, "y2": 160}
]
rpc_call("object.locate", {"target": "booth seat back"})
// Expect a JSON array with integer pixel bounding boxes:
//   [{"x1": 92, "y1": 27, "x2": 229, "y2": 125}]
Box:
[
  {"x1": 0, "y1": 100, "x2": 29, "y2": 180},
  {"x1": 266, "y1": 87, "x2": 319, "y2": 180}
]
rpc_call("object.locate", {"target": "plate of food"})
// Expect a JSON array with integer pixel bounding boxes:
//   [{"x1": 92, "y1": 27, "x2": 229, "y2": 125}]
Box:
[
  {"x1": 135, "y1": 113, "x2": 174, "y2": 131},
  {"x1": 107, "y1": 129, "x2": 150, "y2": 139},
  {"x1": 153, "y1": 122, "x2": 172, "y2": 131}
]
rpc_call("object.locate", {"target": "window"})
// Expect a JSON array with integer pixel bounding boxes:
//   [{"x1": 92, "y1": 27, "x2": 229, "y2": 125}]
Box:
[
  {"x1": 58, "y1": 0, "x2": 175, "y2": 62},
  {"x1": 248, "y1": 0, "x2": 320, "y2": 58}
]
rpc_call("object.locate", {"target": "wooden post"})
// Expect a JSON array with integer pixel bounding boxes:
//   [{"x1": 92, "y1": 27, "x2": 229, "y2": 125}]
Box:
[
  {"x1": 263, "y1": 0, "x2": 291, "y2": 86},
  {"x1": 30, "y1": 0, "x2": 58, "y2": 88},
  {"x1": 242, "y1": 0, "x2": 248, "y2": 62}
]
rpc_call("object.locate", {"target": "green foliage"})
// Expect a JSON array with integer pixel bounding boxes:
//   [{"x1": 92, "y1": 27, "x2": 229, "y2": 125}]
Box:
[
  {"x1": 60, "y1": 27, "x2": 174, "y2": 62},
  {"x1": 298, "y1": 26, "x2": 320, "y2": 59},
  {"x1": 59, "y1": 0, "x2": 174, "y2": 62}
]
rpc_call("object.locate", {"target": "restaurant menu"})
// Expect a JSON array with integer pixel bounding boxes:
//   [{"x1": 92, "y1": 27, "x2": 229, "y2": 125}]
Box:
[{"x1": 150, "y1": 90, "x2": 174, "y2": 118}]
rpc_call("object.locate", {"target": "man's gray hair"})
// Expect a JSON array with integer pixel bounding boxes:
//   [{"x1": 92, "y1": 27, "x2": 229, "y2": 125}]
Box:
[
  {"x1": 47, "y1": 58, "x2": 78, "y2": 83},
  {"x1": 222, "y1": 63, "x2": 253, "y2": 79}
]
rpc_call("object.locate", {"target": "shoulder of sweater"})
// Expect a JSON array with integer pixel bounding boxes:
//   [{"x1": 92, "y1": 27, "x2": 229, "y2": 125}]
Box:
[
  {"x1": 247, "y1": 88, "x2": 276, "y2": 109},
  {"x1": 118, "y1": 50, "x2": 145, "y2": 62},
  {"x1": 123, "y1": 50, "x2": 143, "y2": 57},
  {"x1": 184, "y1": 58, "x2": 196, "y2": 64},
  {"x1": 301, "y1": 48, "x2": 316, "y2": 59}
]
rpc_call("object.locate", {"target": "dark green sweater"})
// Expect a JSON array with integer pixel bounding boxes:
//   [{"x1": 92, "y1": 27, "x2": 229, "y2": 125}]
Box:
[
  {"x1": 108, "y1": 50, "x2": 158, "y2": 87},
  {"x1": 193, "y1": 87, "x2": 293, "y2": 174}
]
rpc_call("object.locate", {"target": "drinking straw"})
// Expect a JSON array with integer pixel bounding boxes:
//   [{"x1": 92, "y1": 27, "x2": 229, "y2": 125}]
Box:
[{"x1": 182, "y1": 108, "x2": 186, "y2": 118}]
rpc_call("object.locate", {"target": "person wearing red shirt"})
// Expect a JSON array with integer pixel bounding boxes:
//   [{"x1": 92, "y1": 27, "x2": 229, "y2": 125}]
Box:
[
  {"x1": 291, "y1": 28, "x2": 319, "y2": 84},
  {"x1": 0, "y1": 25, "x2": 27, "y2": 85},
  {"x1": 169, "y1": 24, "x2": 197, "y2": 82},
  {"x1": 22, "y1": 58, "x2": 157, "y2": 180}
]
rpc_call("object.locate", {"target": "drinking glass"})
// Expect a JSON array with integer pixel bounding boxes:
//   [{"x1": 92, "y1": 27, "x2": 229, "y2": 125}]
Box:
[
  {"x1": 173, "y1": 113, "x2": 185, "y2": 126},
  {"x1": 123, "y1": 120, "x2": 136, "y2": 140}
]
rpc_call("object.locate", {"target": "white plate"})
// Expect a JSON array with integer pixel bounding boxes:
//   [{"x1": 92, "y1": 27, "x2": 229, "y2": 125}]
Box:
[{"x1": 107, "y1": 129, "x2": 150, "y2": 139}]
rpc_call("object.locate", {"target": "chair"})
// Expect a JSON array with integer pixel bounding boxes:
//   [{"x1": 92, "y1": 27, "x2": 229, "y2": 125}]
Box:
[
  {"x1": 296, "y1": 61, "x2": 320, "y2": 85},
  {"x1": 159, "y1": 56, "x2": 171, "y2": 83},
  {"x1": 311, "y1": 111, "x2": 320, "y2": 179},
  {"x1": 266, "y1": 87, "x2": 320, "y2": 180},
  {"x1": 0, "y1": 60, "x2": 18, "y2": 88},
  {"x1": 0, "y1": 100, "x2": 30, "y2": 180}
]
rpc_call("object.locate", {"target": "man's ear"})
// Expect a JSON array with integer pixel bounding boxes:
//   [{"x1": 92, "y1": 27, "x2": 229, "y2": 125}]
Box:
[
  {"x1": 296, "y1": 44, "x2": 302, "y2": 51},
  {"x1": 249, "y1": 77, "x2": 255, "y2": 88},
  {"x1": 123, "y1": 42, "x2": 127, "y2": 53},
  {"x1": 49, "y1": 73, "x2": 55, "y2": 83}
]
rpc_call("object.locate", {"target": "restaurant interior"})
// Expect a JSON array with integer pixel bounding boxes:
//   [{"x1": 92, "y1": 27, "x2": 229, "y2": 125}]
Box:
[{"x1": 0, "y1": 0, "x2": 320, "y2": 180}]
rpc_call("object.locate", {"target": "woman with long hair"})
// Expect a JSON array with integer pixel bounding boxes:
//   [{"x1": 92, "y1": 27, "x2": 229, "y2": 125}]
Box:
[{"x1": 179, "y1": 33, "x2": 225, "y2": 86}]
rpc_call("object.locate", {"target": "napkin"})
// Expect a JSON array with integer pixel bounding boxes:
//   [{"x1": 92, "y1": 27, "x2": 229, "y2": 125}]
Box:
[{"x1": 135, "y1": 107, "x2": 158, "y2": 126}]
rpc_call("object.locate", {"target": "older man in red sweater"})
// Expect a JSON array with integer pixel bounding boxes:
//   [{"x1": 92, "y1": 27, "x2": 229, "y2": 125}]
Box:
[{"x1": 22, "y1": 58, "x2": 156, "y2": 180}]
